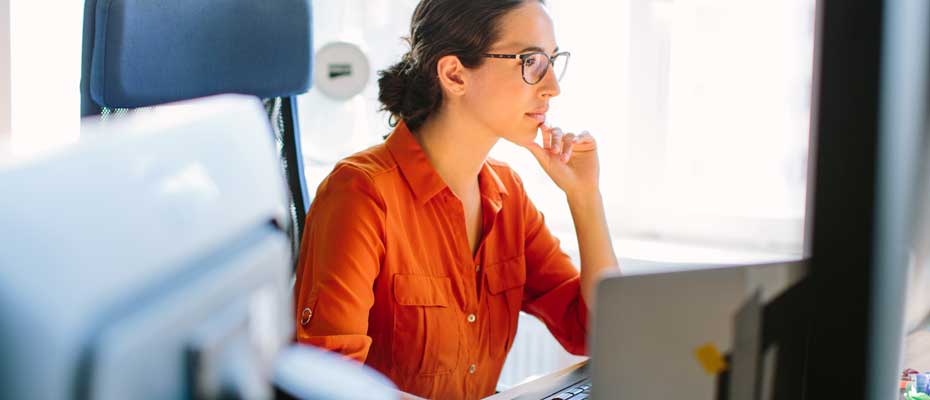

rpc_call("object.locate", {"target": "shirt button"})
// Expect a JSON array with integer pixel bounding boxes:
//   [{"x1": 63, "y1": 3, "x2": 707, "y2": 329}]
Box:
[
  {"x1": 300, "y1": 308, "x2": 313, "y2": 326},
  {"x1": 475, "y1": 264, "x2": 481, "y2": 272},
  {"x1": 468, "y1": 364, "x2": 477, "y2": 374},
  {"x1": 467, "y1": 313, "x2": 477, "y2": 323}
]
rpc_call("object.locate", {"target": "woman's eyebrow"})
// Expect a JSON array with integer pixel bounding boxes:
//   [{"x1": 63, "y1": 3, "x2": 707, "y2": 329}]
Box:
[{"x1": 517, "y1": 46, "x2": 560, "y2": 54}]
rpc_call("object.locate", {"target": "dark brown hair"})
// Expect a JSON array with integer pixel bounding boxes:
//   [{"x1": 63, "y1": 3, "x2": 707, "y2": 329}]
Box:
[{"x1": 378, "y1": 0, "x2": 543, "y2": 132}]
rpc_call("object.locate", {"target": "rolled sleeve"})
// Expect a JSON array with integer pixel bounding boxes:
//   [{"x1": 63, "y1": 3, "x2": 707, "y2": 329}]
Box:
[
  {"x1": 293, "y1": 164, "x2": 385, "y2": 363},
  {"x1": 303, "y1": 335, "x2": 374, "y2": 363},
  {"x1": 523, "y1": 277, "x2": 589, "y2": 355},
  {"x1": 520, "y1": 189, "x2": 589, "y2": 356}
]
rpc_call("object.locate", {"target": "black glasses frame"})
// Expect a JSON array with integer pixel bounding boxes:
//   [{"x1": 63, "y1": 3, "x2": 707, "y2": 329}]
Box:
[{"x1": 482, "y1": 51, "x2": 571, "y2": 85}]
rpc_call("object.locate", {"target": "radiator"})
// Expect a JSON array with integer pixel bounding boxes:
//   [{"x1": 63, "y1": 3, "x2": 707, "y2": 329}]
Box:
[{"x1": 496, "y1": 312, "x2": 588, "y2": 391}]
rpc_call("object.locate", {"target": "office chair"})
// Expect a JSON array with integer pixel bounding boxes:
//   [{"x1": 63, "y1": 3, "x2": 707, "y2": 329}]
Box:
[{"x1": 79, "y1": 0, "x2": 314, "y2": 266}]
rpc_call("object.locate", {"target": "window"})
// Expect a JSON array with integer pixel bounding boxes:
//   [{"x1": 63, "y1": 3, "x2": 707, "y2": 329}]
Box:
[
  {"x1": 488, "y1": 0, "x2": 815, "y2": 264},
  {"x1": 300, "y1": 0, "x2": 815, "y2": 265},
  {"x1": 4, "y1": 1, "x2": 84, "y2": 162}
]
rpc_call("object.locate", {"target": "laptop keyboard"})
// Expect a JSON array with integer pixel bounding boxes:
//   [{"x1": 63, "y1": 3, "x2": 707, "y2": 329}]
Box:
[{"x1": 542, "y1": 378, "x2": 591, "y2": 400}]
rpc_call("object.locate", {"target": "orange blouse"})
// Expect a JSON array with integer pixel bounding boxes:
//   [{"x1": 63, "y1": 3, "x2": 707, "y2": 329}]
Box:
[{"x1": 293, "y1": 121, "x2": 588, "y2": 399}]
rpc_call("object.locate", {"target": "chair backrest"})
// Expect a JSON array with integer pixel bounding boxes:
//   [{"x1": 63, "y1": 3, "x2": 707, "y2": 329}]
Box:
[{"x1": 80, "y1": 0, "x2": 313, "y2": 265}]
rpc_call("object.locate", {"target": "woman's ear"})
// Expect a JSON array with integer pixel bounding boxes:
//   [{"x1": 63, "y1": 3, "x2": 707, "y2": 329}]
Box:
[{"x1": 436, "y1": 55, "x2": 467, "y2": 97}]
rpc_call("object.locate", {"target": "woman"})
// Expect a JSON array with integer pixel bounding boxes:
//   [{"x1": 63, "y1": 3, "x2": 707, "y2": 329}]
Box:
[{"x1": 293, "y1": 1, "x2": 619, "y2": 398}]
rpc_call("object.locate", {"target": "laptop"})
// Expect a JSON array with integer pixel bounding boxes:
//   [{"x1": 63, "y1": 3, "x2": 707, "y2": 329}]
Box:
[{"x1": 504, "y1": 260, "x2": 803, "y2": 399}]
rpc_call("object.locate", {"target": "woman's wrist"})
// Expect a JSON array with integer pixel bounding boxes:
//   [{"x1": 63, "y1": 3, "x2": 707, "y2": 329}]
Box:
[{"x1": 565, "y1": 186, "x2": 602, "y2": 207}]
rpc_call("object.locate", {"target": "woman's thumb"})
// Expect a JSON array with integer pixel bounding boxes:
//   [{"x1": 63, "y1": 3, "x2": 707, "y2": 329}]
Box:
[{"x1": 524, "y1": 142, "x2": 549, "y2": 166}]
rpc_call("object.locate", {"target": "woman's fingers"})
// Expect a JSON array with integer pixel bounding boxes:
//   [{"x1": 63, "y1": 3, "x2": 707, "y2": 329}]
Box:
[
  {"x1": 533, "y1": 126, "x2": 597, "y2": 162},
  {"x1": 561, "y1": 133, "x2": 576, "y2": 162},
  {"x1": 572, "y1": 131, "x2": 597, "y2": 152},
  {"x1": 540, "y1": 125, "x2": 552, "y2": 151},
  {"x1": 550, "y1": 127, "x2": 564, "y2": 154}
]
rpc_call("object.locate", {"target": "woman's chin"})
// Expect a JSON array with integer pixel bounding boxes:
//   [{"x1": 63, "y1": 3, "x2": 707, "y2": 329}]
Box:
[
  {"x1": 496, "y1": 121, "x2": 540, "y2": 147},
  {"x1": 505, "y1": 129, "x2": 539, "y2": 147}
]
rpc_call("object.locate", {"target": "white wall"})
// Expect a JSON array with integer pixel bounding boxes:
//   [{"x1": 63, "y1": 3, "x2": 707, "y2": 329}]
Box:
[
  {"x1": 9, "y1": 0, "x2": 83, "y2": 160},
  {"x1": 0, "y1": 0, "x2": 10, "y2": 159}
]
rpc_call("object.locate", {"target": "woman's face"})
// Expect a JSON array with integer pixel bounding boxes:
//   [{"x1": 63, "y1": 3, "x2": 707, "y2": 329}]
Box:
[{"x1": 461, "y1": 1, "x2": 561, "y2": 146}]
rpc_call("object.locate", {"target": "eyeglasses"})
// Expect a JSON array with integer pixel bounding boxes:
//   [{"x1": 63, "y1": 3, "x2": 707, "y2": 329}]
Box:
[{"x1": 482, "y1": 51, "x2": 571, "y2": 85}]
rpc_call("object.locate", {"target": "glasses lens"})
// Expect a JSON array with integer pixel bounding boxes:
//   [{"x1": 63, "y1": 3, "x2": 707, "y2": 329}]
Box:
[
  {"x1": 523, "y1": 53, "x2": 549, "y2": 84},
  {"x1": 552, "y1": 53, "x2": 569, "y2": 82}
]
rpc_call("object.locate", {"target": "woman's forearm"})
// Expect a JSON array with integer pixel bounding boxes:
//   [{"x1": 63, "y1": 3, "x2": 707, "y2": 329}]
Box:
[{"x1": 566, "y1": 190, "x2": 619, "y2": 308}]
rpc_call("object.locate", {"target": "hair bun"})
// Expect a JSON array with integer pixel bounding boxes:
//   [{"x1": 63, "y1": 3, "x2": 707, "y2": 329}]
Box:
[
  {"x1": 377, "y1": 56, "x2": 413, "y2": 125},
  {"x1": 378, "y1": 52, "x2": 439, "y2": 130}
]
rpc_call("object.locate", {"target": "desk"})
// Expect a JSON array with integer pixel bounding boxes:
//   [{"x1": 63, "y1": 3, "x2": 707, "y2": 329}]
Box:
[{"x1": 485, "y1": 360, "x2": 589, "y2": 400}]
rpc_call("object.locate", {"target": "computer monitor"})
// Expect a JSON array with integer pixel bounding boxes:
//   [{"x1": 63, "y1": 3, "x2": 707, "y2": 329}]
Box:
[
  {"x1": 797, "y1": 0, "x2": 929, "y2": 398},
  {"x1": 0, "y1": 94, "x2": 293, "y2": 399},
  {"x1": 0, "y1": 95, "x2": 396, "y2": 400}
]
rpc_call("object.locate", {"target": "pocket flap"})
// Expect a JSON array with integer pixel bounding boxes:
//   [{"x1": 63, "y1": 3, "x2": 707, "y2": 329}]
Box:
[
  {"x1": 486, "y1": 256, "x2": 527, "y2": 294},
  {"x1": 393, "y1": 274, "x2": 453, "y2": 307}
]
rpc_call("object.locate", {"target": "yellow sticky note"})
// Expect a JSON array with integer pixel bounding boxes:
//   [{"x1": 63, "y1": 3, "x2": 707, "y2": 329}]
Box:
[{"x1": 695, "y1": 343, "x2": 728, "y2": 375}]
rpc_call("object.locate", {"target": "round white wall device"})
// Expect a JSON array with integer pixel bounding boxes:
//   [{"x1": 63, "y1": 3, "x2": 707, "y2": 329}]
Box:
[{"x1": 313, "y1": 42, "x2": 371, "y2": 100}]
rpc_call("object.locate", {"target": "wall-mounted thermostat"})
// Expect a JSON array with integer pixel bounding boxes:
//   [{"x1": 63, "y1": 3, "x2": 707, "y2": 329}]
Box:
[{"x1": 313, "y1": 42, "x2": 370, "y2": 100}]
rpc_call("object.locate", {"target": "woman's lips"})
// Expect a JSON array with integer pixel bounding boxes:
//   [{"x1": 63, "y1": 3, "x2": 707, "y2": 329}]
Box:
[{"x1": 526, "y1": 113, "x2": 546, "y2": 124}]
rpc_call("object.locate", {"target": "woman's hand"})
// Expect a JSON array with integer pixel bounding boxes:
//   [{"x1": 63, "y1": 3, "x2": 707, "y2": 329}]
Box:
[
  {"x1": 522, "y1": 125, "x2": 600, "y2": 197},
  {"x1": 523, "y1": 125, "x2": 618, "y2": 305}
]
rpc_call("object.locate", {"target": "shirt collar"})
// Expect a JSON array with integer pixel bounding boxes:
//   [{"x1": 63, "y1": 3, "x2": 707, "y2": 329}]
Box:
[
  {"x1": 478, "y1": 160, "x2": 508, "y2": 213},
  {"x1": 386, "y1": 120, "x2": 508, "y2": 206}
]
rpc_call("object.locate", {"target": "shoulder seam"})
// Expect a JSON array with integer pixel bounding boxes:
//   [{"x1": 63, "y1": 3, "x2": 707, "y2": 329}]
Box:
[{"x1": 335, "y1": 160, "x2": 399, "y2": 179}]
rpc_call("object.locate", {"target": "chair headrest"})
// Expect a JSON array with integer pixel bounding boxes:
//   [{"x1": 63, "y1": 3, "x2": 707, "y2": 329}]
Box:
[{"x1": 88, "y1": 0, "x2": 313, "y2": 109}]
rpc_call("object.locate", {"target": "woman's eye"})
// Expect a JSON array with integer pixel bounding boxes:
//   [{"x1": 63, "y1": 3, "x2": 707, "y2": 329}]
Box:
[{"x1": 524, "y1": 58, "x2": 537, "y2": 67}]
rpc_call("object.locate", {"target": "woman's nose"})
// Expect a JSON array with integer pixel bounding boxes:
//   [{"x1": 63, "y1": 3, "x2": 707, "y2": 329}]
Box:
[{"x1": 538, "y1": 66, "x2": 562, "y2": 98}]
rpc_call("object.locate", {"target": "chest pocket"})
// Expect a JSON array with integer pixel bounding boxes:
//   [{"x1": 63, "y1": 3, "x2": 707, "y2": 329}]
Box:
[
  {"x1": 392, "y1": 274, "x2": 462, "y2": 376},
  {"x1": 485, "y1": 255, "x2": 527, "y2": 359}
]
